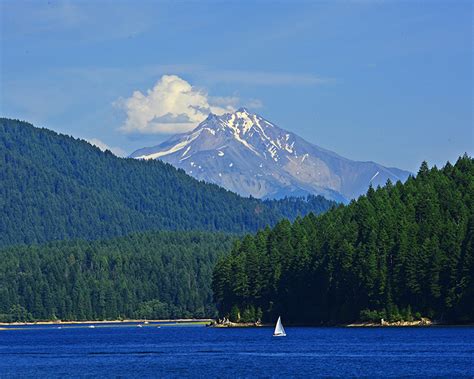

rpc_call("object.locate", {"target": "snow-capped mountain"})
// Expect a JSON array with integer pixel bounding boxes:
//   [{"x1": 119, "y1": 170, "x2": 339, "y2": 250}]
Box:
[{"x1": 130, "y1": 108, "x2": 411, "y2": 202}]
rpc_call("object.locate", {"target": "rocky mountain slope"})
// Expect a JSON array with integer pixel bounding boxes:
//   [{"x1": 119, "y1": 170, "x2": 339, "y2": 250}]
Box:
[{"x1": 131, "y1": 108, "x2": 411, "y2": 201}]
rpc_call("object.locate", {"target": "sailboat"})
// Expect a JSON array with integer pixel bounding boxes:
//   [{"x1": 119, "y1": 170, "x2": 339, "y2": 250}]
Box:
[{"x1": 273, "y1": 316, "x2": 286, "y2": 337}]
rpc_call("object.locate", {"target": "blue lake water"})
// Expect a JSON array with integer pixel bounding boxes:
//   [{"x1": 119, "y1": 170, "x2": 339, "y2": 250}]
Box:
[{"x1": 0, "y1": 324, "x2": 473, "y2": 377}]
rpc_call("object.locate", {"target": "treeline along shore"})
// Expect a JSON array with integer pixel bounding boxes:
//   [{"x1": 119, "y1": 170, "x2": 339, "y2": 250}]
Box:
[{"x1": 0, "y1": 231, "x2": 236, "y2": 322}]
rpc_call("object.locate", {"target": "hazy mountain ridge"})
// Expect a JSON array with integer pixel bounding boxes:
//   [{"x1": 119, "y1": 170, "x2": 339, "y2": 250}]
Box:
[{"x1": 131, "y1": 108, "x2": 411, "y2": 201}]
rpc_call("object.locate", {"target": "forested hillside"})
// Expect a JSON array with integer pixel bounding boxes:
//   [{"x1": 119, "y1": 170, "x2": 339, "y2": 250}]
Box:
[
  {"x1": 212, "y1": 155, "x2": 474, "y2": 324},
  {"x1": 0, "y1": 118, "x2": 335, "y2": 247},
  {"x1": 0, "y1": 231, "x2": 236, "y2": 322}
]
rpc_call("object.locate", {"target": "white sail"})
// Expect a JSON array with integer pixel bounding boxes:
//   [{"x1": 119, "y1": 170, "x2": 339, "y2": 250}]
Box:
[{"x1": 273, "y1": 316, "x2": 286, "y2": 337}]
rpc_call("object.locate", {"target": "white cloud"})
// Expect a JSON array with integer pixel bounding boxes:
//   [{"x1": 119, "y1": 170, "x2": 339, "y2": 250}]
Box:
[
  {"x1": 87, "y1": 138, "x2": 126, "y2": 157},
  {"x1": 118, "y1": 75, "x2": 236, "y2": 135}
]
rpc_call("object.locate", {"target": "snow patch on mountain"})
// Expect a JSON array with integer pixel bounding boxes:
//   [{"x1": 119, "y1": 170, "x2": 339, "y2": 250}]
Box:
[{"x1": 130, "y1": 108, "x2": 411, "y2": 201}]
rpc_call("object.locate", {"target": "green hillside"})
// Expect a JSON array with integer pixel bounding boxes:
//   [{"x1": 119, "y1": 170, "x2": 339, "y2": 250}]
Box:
[{"x1": 0, "y1": 118, "x2": 335, "y2": 247}]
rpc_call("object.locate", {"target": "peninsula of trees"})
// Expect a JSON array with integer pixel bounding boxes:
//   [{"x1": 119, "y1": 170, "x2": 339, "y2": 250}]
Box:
[{"x1": 212, "y1": 155, "x2": 473, "y2": 324}]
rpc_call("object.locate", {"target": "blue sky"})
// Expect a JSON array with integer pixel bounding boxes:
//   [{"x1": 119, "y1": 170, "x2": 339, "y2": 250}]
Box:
[{"x1": 1, "y1": 0, "x2": 472, "y2": 171}]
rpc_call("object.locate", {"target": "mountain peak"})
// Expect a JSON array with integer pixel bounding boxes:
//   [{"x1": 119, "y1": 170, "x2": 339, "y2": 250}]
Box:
[
  {"x1": 199, "y1": 107, "x2": 264, "y2": 137},
  {"x1": 235, "y1": 107, "x2": 250, "y2": 114},
  {"x1": 203, "y1": 108, "x2": 253, "y2": 125}
]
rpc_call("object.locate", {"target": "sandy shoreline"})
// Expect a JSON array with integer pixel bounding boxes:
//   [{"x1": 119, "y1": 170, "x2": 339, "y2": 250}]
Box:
[{"x1": 0, "y1": 318, "x2": 213, "y2": 327}]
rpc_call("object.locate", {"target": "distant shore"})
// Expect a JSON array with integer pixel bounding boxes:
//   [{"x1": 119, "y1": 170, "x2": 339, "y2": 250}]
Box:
[
  {"x1": 3, "y1": 317, "x2": 471, "y2": 329},
  {"x1": 209, "y1": 317, "x2": 456, "y2": 328},
  {"x1": 209, "y1": 319, "x2": 435, "y2": 328},
  {"x1": 0, "y1": 318, "x2": 213, "y2": 327}
]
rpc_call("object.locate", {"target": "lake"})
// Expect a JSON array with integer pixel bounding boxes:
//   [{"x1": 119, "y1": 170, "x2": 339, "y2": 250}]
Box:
[{"x1": 0, "y1": 324, "x2": 473, "y2": 377}]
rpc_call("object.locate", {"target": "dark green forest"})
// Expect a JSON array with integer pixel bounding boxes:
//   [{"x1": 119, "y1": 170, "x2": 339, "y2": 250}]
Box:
[
  {"x1": 212, "y1": 156, "x2": 474, "y2": 324},
  {"x1": 0, "y1": 118, "x2": 334, "y2": 247},
  {"x1": 0, "y1": 231, "x2": 236, "y2": 322},
  {"x1": 2, "y1": 118, "x2": 472, "y2": 325}
]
